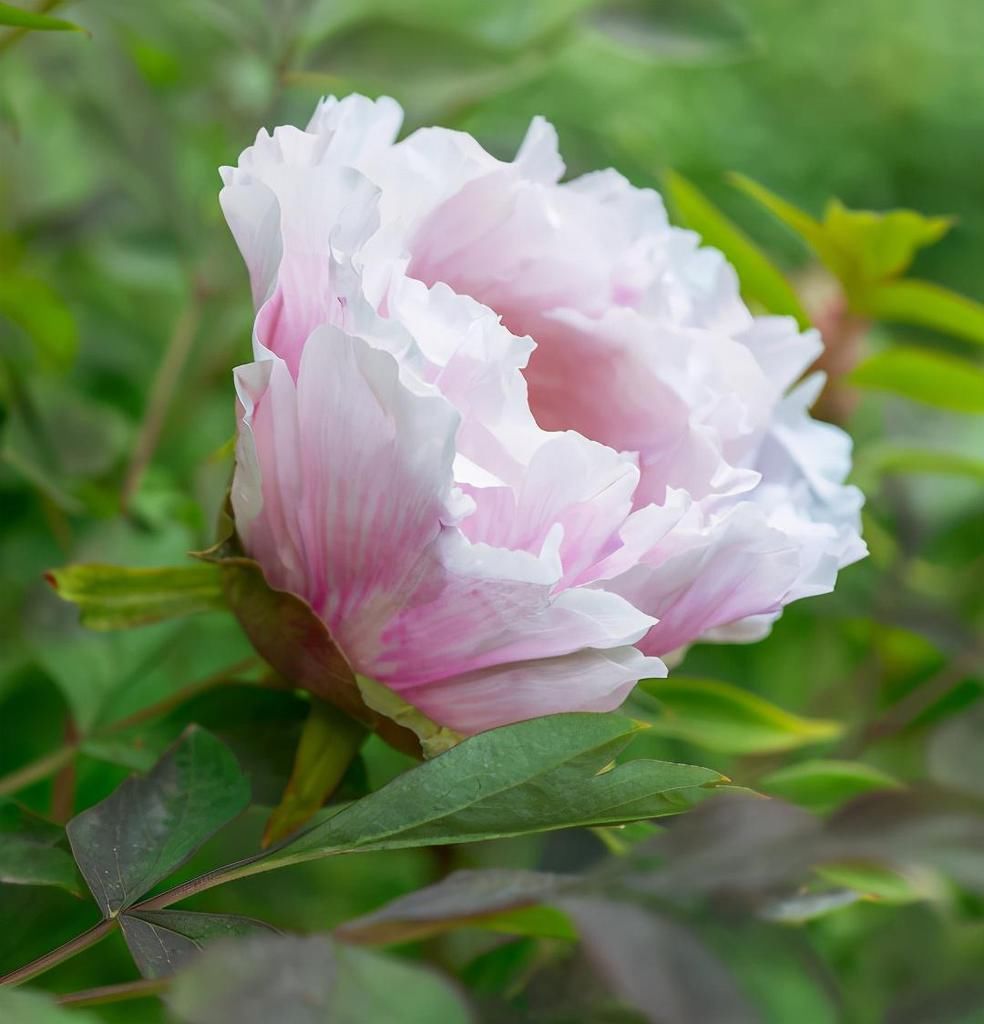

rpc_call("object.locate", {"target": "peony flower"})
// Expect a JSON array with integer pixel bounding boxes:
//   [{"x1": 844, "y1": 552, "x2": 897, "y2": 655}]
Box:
[{"x1": 219, "y1": 95, "x2": 865, "y2": 736}]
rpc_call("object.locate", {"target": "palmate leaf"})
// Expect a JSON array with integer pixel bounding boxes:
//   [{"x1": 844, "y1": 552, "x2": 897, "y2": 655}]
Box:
[
  {"x1": 121, "y1": 909, "x2": 280, "y2": 979},
  {"x1": 260, "y1": 714, "x2": 724, "y2": 869},
  {"x1": 167, "y1": 933, "x2": 471, "y2": 1024},
  {"x1": 66, "y1": 728, "x2": 249, "y2": 917}
]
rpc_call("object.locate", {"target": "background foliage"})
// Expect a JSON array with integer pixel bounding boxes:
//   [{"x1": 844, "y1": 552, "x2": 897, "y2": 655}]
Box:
[{"x1": 1, "y1": 1, "x2": 982, "y2": 1021}]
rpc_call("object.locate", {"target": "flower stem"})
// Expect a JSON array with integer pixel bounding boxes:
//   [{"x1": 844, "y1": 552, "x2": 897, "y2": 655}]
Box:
[
  {"x1": 0, "y1": 919, "x2": 117, "y2": 987},
  {"x1": 58, "y1": 976, "x2": 170, "y2": 1007},
  {"x1": 0, "y1": 744, "x2": 78, "y2": 798}
]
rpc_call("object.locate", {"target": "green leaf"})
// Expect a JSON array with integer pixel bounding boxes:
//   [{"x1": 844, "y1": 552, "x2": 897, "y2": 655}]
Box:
[
  {"x1": 854, "y1": 444, "x2": 984, "y2": 484},
  {"x1": 0, "y1": 270, "x2": 78, "y2": 372},
  {"x1": 0, "y1": 799, "x2": 82, "y2": 896},
  {"x1": 585, "y1": 0, "x2": 755, "y2": 61},
  {"x1": 820, "y1": 199, "x2": 951, "y2": 286},
  {"x1": 849, "y1": 346, "x2": 984, "y2": 413},
  {"x1": 167, "y1": 933, "x2": 471, "y2": 1024},
  {"x1": 66, "y1": 728, "x2": 250, "y2": 917},
  {"x1": 928, "y1": 705, "x2": 984, "y2": 798},
  {"x1": 45, "y1": 562, "x2": 227, "y2": 630},
  {"x1": 759, "y1": 759, "x2": 901, "y2": 813},
  {"x1": 815, "y1": 863, "x2": 929, "y2": 904},
  {"x1": 121, "y1": 909, "x2": 280, "y2": 978},
  {"x1": 262, "y1": 699, "x2": 367, "y2": 848},
  {"x1": 561, "y1": 897, "x2": 759, "y2": 1024},
  {"x1": 729, "y1": 174, "x2": 952, "y2": 303},
  {"x1": 0, "y1": 989, "x2": 100, "y2": 1024},
  {"x1": 863, "y1": 279, "x2": 984, "y2": 346},
  {"x1": 632, "y1": 677, "x2": 843, "y2": 754},
  {"x1": 729, "y1": 172, "x2": 831, "y2": 260},
  {"x1": 0, "y1": 1, "x2": 85, "y2": 33},
  {"x1": 336, "y1": 869, "x2": 573, "y2": 945},
  {"x1": 665, "y1": 170, "x2": 809, "y2": 327},
  {"x1": 331, "y1": 944, "x2": 473, "y2": 1023},
  {"x1": 261, "y1": 714, "x2": 723, "y2": 869}
]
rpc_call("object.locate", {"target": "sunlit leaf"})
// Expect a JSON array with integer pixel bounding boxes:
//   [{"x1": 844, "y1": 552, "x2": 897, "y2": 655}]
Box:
[
  {"x1": 820, "y1": 199, "x2": 951, "y2": 285},
  {"x1": 854, "y1": 444, "x2": 984, "y2": 484},
  {"x1": 46, "y1": 563, "x2": 226, "y2": 630},
  {"x1": 66, "y1": 728, "x2": 250, "y2": 916},
  {"x1": 665, "y1": 170, "x2": 809, "y2": 326},
  {"x1": 0, "y1": 1, "x2": 85, "y2": 33},
  {"x1": 729, "y1": 174, "x2": 952, "y2": 304},
  {"x1": 632, "y1": 676, "x2": 843, "y2": 754},
  {"x1": 759, "y1": 759, "x2": 901, "y2": 813},
  {"x1": 0, "y1": 988, "x2": 100, "y2": 1024},
  {"x1": 849, "y1": 346, "x2": 984, "y2": 413},
  {"x1": 863, "y1": 278, "x2": 984, "y2": 346}
]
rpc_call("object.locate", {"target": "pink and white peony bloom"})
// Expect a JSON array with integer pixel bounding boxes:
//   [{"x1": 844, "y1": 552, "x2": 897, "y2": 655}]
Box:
[{"x1": 220, "y1": 94, "x2": 865, "y2": 735}]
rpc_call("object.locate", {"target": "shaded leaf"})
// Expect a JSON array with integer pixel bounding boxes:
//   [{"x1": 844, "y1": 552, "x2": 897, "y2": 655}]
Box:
[
  {"x1": 0, "y1": 1, "x2": 85, "y2": 33},
  {"x1": 121, "y1": 908, "x2": 280, "y2": 978},
  {"x1": 850, "y1": 346, "x2": 984, "y2": 413},
  {"x1": 0, "y1": 799, "x2": 81, "y2": 896},
  {"x1": 262, "y1": 714, "x2": 724, "y2": 869},
  {"x1": 336, "y1": 868, "x2": 573, "y2": 945},
  {"x1": 632, "y1": 676, "x2": 843, "y2": 754},
  {"x1": 863, "y1": 278, "x2": 984, "y2": 346},
  {"x1": 168, "y1": 932, "x2": 471, "y2": 1024},
  {"x1": 66, "y1": 727, "x2": 250, "y2": 916},
  {"x1": 561, "y1": 897, "x2": 761, "y2": 1024},
  {"x1": 45, "y1": 562, "x2": 226, "y2": 630},
  {"x1": 665, "y1": 170, "x2": 808, "y2": 326},
  {"x1": 927, "y1": 704, "x2": 984, "y2": 798},
  {"x1": 759, "y1": 759, "x2": 901, "y2": 813}
]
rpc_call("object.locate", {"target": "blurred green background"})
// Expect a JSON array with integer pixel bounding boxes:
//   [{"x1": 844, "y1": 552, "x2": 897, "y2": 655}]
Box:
[{"x1": 1, "y1": 1, "x2": 982, "y2": 1021}]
